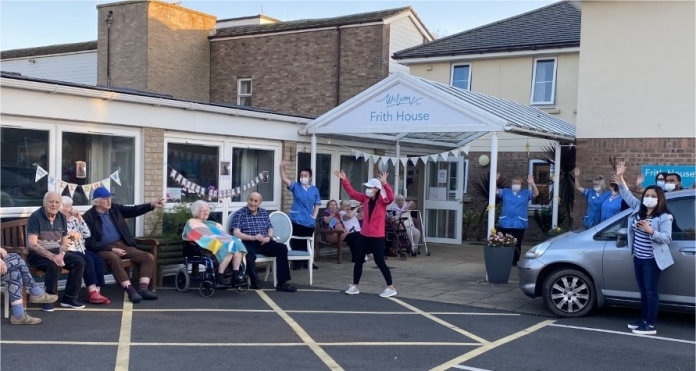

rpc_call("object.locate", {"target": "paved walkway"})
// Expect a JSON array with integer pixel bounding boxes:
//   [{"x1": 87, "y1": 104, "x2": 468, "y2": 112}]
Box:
[{"x1": 286, "y1": 242, "x2": 548, "y2": 316}]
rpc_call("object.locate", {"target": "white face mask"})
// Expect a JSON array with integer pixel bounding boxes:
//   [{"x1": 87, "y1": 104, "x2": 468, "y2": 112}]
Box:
[
  {"x1": 664, "y1": 183, "x2": 676, "y2": 192},
  {"x1": 365, "y1": 189, "x2": 374, "y2": 197},
  {"x1": 593, "y1": 186, "x2": 602, "y2": 193},
  {"x1": 511, "y1": 184, "x2": 521, "y2": 192},
  {"x1": 300, "y1": 177, "x2": 310, "y2": 185},
  {"x1": 642, "y1": 197, "x2": 658, "y2": 208},
  {"x1": 656, "y1": 180, "x2": 665, "y2": 188}
]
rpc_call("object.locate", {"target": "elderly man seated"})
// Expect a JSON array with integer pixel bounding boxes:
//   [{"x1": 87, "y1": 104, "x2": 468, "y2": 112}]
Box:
[
  {"x1": 231, "y1": 192, "x2": 296, "y2": 293},
  {"x1": 26, "y1": 191, "x2": 86, "y2": 311},
  {"x1": 387, "y1": 194, "x2": 422, "y2": 249},
  {"x1": 183, "y1": 200, "x2": 247, "y2": 288},
  {"x1": 83, "y1": 187, "x2": 164, "y2": 303}
]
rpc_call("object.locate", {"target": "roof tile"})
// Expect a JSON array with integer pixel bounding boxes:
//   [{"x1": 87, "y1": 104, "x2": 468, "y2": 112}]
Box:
[{"x1": 1, "y1": 41, "x2": 97, "y2": 60}]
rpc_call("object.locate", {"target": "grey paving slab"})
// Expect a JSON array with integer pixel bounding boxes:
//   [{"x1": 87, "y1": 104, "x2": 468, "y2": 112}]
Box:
[{"x1": 1, "y1": 345, "x2": 118, "y2": 371}]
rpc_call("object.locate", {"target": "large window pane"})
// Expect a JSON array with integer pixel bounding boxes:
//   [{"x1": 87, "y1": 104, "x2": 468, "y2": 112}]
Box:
[
  {"x1": 232, "y1": 148, "x2": 274, "y2": 202},
  {"x1": 339, "y1": 155, "x2": 368, "y2": 202},
  {"x1": 668, "y1": 198, "x2": 696, "y2": 241},
  {"x1": 1, "y1": 128, "x2": 49, "y2": 207},
  {"x1": 297, "y1": 153, "x2": 331, "y2": 199},
  {"x1": 61, "y1": 133, "x2": 135, "y2": 206},
  {"x1": 532, "y1": 59, "x2": 555, "y2": 104},
  {"x1": 167, "y1": 143, "x2": 219, "y2": 203},
  {"x1": 426, "y1": 209, "x2": 456, "y2": 239}
]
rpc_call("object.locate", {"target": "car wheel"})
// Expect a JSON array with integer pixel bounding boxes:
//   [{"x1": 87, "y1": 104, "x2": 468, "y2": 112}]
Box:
[{"x1": 542, "y1": 268, "x2": 596, "y2": 318}]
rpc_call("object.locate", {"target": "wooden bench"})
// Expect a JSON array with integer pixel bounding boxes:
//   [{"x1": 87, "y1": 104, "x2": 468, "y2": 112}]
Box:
[
  {"x1": 313, "y1": 216, "x2": 350, "y2": 264},
  {"x1": 0, "y1": 218, "x2": 155, "y2": 294}
]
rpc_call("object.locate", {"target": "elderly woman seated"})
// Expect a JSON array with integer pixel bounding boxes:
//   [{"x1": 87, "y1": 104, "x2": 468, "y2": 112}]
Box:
[
  {"x1": 182, "y1": 200, "x2": 247, "y2": 288},
  {"x1": 1, "y1": 247, "x2": 58, "y2": 325},
  {"x1": 387, "y1": 194, "x2": 422, "y2": 248}
]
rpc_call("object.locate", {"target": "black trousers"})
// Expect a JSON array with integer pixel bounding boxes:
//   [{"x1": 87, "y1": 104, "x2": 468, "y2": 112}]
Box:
[
  {"x1": 28, "y1": 250, "x2": 85, "y2": 298},
  {"x1": 242, "y1": 240, "x2": 291, "y2": 285},
  {"x1": 351, "y1": 235, "x2": 392, "y2": 286},
  {"x1": 497, "y1": 227, "x2": 526, "y2": 265}
]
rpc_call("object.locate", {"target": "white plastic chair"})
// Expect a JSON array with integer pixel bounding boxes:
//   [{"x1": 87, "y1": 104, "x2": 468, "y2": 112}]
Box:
[
  {"x1": 269, "y1": 211, "x2": 314, "y2": 286},
  {"x1": 227, "y1": 210, "x2": 277, "y2": 286}
]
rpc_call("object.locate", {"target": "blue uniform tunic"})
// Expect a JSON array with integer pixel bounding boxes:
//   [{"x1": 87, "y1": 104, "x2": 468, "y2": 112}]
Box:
[
  {"x1": 582, "y1": 189, "x2": 611, "y2": 228},
  {"x1": 600, "y1": 194, "x2": 623, "y2": 223},
  {"x1": 287, "y1": 181, "x2": 321, "y2": 228},
  {"x1": 497, "y1": 188, "x2": 533, "y2": 229}
]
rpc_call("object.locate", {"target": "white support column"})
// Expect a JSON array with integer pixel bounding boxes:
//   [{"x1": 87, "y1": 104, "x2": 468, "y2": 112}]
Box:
[
  {"x1": 552, "y1": 141, "x2": 561, "y2": 228},
  {"x1": 394, "y1": 141, "x2": 401, "y2": 193},
  {"x1": 310, "y1": 134, "x2": 317, "y2": 186},
  {"x1": 487, "y1": 132, "x2": 499, "y2": 239}
]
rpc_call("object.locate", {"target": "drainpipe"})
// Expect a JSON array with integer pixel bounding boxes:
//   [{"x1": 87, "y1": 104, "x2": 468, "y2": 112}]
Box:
[
  {"x1": 335, "y1": 26, "x2": 341, "y2": 106},
  {"x1": 105, "y1": 11, "x2": 114, "y2": 86}
]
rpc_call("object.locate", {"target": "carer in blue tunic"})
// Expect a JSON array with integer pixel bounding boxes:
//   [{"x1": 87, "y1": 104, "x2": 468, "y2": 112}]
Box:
[
  {"x1": 495, "y1": 173, "x2": 539, "y2": 266},
  {"x1": 574, "y1": 167, "x2": 611, "y2": 228},
  {"x1": 280, "y1": 158, "x2": 321, "y2": 270},
  {"x1": 600, "y1": 182, "x2": 624, "y2": 222}
]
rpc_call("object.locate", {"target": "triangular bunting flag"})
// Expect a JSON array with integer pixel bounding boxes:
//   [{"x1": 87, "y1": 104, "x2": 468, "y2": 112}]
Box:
[
  {"x1": 111, "y1": 171, "x2": 122, "y2": 185},
  {"x1": 91, "y1": 181, "x2": 101, "y2": 190},
  {"x1": 409, "y1": 157, "x2": 419, "y2": 165},
  {"x1": 82, "y1": 184, "x2": 92, "y2": 195},
  {"x1": 35, "y1": 166, "x2": 48, "y2": 182},
  {"x1": 251, "y1": 180, "x2": 256, "y2": 187},
  {"x1": 102, "y1": 178, "x2": 111, "y2": 192},
  {"x1": 362, "y1": 154, "x2": 370, "y2": 162},
  {"x1": 371, "y1": 155, "x2": 381, "y2": 163},
  {"x1": 430, "y1": 154, "x2": 439, "y2": 162},
  {"x1": 420, "y1": 156, "x2": 429, "y2": 164},
  {"x1": 440, "y1": 151, "x2": 450, "y2": 161},
  {"x1": 236, "y1": 187, "x2": 241, "y2": 194},
  {"x1": 400, "y1": 157, "x2": 408, "y2": 166},
  {"x1": 229, "y1": 189, "x2": 235, "y2": 197},
  {"x1": 255, "y1": 176, "x2": 260, "y2": 183},
  {"x1": 68, "y1": 183, "x2": 78, "y2": 198},
  {"x1": 48, "y1": 176, "x2": 57, "y2": 191},
  {"x1": 175, "y1": 174, "x2": 183, "y2": 184},
  {"x1": 242, "y1": 184, "x2": 247, "y2": 191},
  {"x1": 460, "y1": 145, "x2": 470, "y2": 155},
  {"x1": 58, "y1": 181, "x2": 68, "y2": 194},
  {"x1": 169, "y1": 169, "x2": 177, "y2": 179},
  {"x1": 354, "y1": 150, "x2": 361, "y2": 160}
]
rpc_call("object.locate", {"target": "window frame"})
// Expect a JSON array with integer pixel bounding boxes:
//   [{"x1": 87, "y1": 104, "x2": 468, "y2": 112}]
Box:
[
  {"x1": 528, "y1": 158, "x2": 552, "y2": 208},
  {"x1": 296, "y1": 151, "x2": 332, "y2": 201},
  {"x1": 530, "y1": 57, "x2": 558, "y2": 105},
  {"x1": 237, "y1": 78, "x2": 253, "y2": 106},
  {"x1": 228, "y1": 140, "x2": 281, "y2": 210},
  {"x1": 450, "y1": 63, "x2": 472, "y2": 90}
]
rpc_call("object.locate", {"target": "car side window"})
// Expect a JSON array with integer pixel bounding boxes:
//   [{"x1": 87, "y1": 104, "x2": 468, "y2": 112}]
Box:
[
  {"x1": 595, "y1": 215, "x2": 628, "y2": 241},
  {"x1": 667, "y1": 197, "x2": 696, "y2": 241}
]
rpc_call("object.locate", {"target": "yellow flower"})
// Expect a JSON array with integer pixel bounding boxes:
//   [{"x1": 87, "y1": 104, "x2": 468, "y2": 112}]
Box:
[
  {"x1": 490, "y1": 228, "x2": 497, "y2": 235},
  {"x1": 555, "y1": 227, "x2": 561, "y2": 232}
]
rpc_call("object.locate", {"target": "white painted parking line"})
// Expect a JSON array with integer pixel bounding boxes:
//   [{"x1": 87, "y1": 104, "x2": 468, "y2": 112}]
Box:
[
  {"x1": 114, "y1": 292, "x2": 133, "y2": 371},
  {"x1": 549, "y1": 324, "x2": 696, "y2": 344},
  {"x1": 452, "y1": 365, "x2": 492, "y2": 371}
]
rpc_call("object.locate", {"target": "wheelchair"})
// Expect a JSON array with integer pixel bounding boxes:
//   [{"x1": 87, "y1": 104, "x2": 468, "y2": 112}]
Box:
[
  {"x1": 175, "y1": 241, "x2": 249, "y2": 297},
  {"x1": 386, "y1": 216, "x2": 411, "y2": 260}
]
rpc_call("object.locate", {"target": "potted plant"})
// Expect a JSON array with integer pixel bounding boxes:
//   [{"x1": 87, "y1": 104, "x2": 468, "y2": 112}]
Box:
[{"x1": 483, "y1": 228, "x2": 518, "y2": 284}]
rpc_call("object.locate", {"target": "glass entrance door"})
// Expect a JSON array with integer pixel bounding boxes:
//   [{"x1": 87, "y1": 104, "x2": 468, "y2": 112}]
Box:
[{"x1": 423, "y1": 157, "x2": 464, "y2": 244}]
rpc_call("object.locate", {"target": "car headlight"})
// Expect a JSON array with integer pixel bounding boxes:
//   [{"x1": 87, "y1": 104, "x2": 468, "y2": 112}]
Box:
[{"x1": 525, "y1": 241, "x2": 552, "y2": 259}]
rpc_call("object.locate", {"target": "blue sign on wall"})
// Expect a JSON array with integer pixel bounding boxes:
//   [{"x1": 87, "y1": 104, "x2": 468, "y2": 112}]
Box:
[{"x1": 640, "y1": 165, "x2": 695, "y2": 188}]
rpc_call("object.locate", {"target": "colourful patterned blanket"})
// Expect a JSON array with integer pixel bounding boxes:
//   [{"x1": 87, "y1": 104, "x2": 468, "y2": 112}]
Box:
[{"x1": 182, "y1": 219, "x2": 247, "y2": 263}]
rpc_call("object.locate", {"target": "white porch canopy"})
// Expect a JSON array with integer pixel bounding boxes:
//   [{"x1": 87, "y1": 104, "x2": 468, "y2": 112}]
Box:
[{"x1": 300, "y1": 72, "x2": 576, "y2": 237}]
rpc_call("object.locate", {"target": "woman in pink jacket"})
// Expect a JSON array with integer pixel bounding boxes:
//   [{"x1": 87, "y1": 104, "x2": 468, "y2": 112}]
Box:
[{"x1": 335, "y1": 170, "x2": 397, "y2": 298}]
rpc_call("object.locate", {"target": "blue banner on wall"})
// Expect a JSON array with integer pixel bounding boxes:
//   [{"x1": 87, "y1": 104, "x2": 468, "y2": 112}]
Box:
[{"x1": 640, "y1": 165, "x2": 695, "y2": 188}]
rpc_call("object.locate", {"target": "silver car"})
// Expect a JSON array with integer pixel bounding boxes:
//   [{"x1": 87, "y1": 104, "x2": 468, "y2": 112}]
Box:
[{"x1": 518, "y1": 189, "x2": 695, "y2": 318}]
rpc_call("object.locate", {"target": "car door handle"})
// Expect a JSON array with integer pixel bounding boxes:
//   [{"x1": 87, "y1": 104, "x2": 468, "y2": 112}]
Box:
[{"x1": 679, "y1": 248, "x2": 696, "y2": 256}]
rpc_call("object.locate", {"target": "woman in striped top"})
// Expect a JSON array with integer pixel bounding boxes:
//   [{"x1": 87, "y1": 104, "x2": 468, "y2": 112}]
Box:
[{"x1": 616, "y1": 161, "x2": 673, "y2": 336}]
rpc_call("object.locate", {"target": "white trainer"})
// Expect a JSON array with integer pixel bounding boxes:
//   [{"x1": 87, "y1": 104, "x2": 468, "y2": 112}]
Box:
[
  {"x1": 345, "y1": 285, "x2": 360, "y2": 295},
  {"x1": 379, "y1": 287, "x2": 397, "y2": 298}
]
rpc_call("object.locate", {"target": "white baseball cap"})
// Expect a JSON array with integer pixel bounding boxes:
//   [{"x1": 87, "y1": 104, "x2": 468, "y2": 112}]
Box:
[{"x1": 364, "y1": 178, "x2": 382, "y2": 189}]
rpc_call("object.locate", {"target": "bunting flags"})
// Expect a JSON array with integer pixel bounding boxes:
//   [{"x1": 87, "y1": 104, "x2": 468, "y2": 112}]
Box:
[
  {"x1": 33, "y1": 167, "x2": 123, "y2": 199},
  {"x1": 167, "y1": 168, "x2": 268, "y2": 200},
  {"x1": 337, "y1": 145, "x2": 471, "y2": 167}
]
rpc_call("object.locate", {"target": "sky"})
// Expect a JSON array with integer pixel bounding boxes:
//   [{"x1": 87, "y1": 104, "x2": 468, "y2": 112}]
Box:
[{"x1": 0, "y1": 0, "x2": 556, "y2": 51}]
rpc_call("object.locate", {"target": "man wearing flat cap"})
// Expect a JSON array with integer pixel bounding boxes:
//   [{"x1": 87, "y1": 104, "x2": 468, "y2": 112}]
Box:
[{"x1": 83, "y1": 187, "x2": 165, "y2": 303}]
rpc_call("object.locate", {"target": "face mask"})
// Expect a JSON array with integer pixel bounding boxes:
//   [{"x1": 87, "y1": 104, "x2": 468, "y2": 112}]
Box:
[
  {"x1": 511, "y1": 184, "x2": 521, "y2": 192},
  {"x1": 642, "y1": 198, "x2": 658, "y2": 208},
  {"x1": 664, "y1": 183, "x2": 676, "y2": 192},
  {"x1": 656, "y1": 181, "x2": 665, "y2": 188},
  {"x1": 365, "y1": 189, "x2": 374, "y2": 197},
  {"x1": 593, "y1": 186, "x2": 601, "y2": 193},
  {"x1": 300, "y1": 177, "x2": 310, "y2": 185}
]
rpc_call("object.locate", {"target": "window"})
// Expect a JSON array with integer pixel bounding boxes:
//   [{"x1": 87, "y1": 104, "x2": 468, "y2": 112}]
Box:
[
  {"x1": 166, "y1": 142, "x2": 219, "y2": 203},
  {"x1": 237, "y1": 78, "x2": 252, "y2": 106},
  {"x1": 231, "y1": 148, "x2": 274, "y2": 202},
  {"x1": 0, "y1": 128, "x2": 50, "y2": 207},
  {"x1": 339, "y1": 155, "x2": 369, "y2": 201},
  {"x1": 297, "y1": 153, "x2": 331, "y2": 200},
  {"x1": 531, "y1": 58, "x2": 557, "y2": 105},
  {"x1": 451, "y1": 64, "x2": 471, "y2": 90},
  {"x1": 60, "y1": 132, "x2": 136, "y2": 206},
  {"x1": 668, "y1": 197, "x2": 696, "y2": 241},
  {"x1": 529, "y1": 159, "x2": 551, "y2": 206}
]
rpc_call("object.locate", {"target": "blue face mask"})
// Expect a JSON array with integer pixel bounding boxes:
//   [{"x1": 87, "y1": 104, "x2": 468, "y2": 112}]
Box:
[{"x1": 656, "y1": 180, "x2": 665, "y2": 188}]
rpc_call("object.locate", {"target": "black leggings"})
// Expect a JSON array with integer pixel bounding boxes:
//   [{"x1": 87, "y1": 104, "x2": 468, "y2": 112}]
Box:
[{"x1": 352, "y1": 236, "x2": 392, "y2": 286}]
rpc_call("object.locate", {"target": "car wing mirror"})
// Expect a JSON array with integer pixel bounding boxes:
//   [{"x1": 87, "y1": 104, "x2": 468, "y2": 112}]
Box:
[{"x1": 616, "y1": 228, "x2": 628, "y2": 248}]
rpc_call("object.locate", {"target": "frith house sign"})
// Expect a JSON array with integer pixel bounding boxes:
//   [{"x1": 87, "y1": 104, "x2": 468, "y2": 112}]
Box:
[{"x1": 370, "y1": 93, "x2": 430, "y2": 122}]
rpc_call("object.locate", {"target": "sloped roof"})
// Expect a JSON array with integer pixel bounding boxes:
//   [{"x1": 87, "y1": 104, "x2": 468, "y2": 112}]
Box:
[
  {"x1": 212, "y1": 7, "x2": 416, "y2": 38},
  {"x1": 393, "y1": 1, "x2": 580, "y2": 60},
  {"x1": 1, "y1": 40, "x2": 97, "y2": 60},
  {"x1": 303, "y1": 72, "x2": 575, "y2": 147}
]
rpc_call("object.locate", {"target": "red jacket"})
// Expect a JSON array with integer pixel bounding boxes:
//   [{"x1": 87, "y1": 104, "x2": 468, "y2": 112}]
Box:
[{"x1": 340, "y1": 178, "x2": 394, "y2": 238}]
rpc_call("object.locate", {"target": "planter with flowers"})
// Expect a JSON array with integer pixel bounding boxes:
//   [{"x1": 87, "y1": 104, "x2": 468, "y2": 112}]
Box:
[{"x1": 484, "y1": 229, "x2": 518, "y2": 284}]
